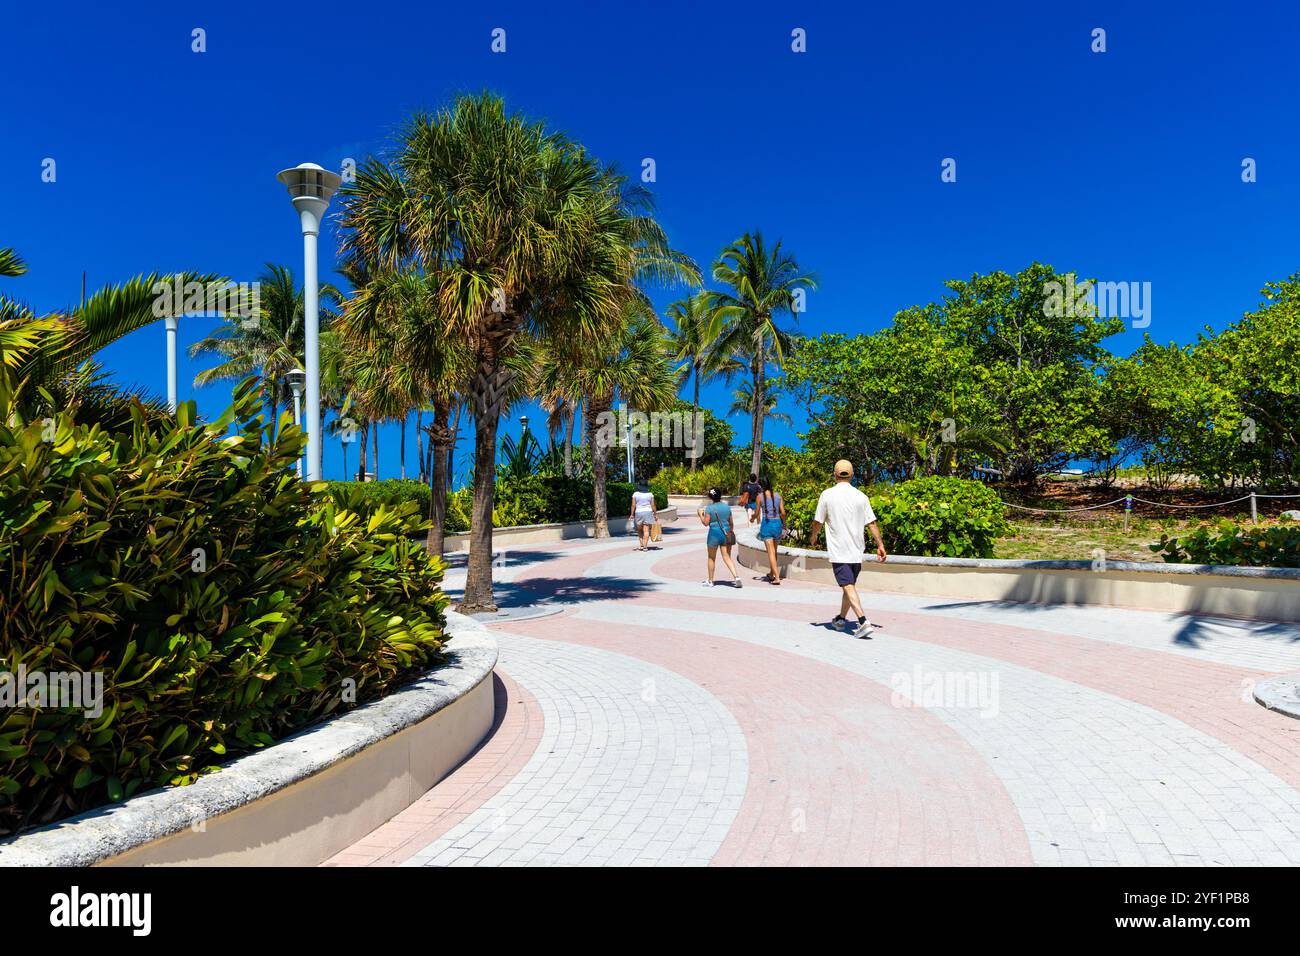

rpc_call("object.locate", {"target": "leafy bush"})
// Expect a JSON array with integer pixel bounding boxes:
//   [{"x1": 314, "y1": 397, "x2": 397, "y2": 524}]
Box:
[
  {"x1": 444, "y1": 488, "x2": 471, "y2": 534},
  {"x1": 1151, "y1": 522, "x2": 1300, "y2": 567},
  {"x1": 650, "y1": 461, "x2": 737, "y2": 496},
  {"x1": 783, "y1": 476, "x2": 1009, "y2": 558},
  {"x1": 0, "y1": 376, "x2": 448, "y2": 835},
  {"x1": 872, "y1": 477, "x2": 1010, "y2": 557},
  {"x1": 327, "y1": 479, "x2": 431, "y2": 524},
  {"x1": 606, "y1": 481, "x2": 667, "y2": 517}
]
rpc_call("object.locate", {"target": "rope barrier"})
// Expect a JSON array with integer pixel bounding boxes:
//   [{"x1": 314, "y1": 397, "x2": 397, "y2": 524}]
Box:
[{"x1": 1002, "y1": 491, "x2": 1300, "y2": 515}]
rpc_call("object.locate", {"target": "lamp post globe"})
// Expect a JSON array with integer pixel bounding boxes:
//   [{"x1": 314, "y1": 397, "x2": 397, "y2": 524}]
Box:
[{"x1": 276, "y1": 162, "x2": 342, "y2": 482}]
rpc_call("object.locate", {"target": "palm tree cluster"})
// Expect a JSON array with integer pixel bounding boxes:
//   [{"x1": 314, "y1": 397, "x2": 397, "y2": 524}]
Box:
[{"x1": 332, "y1": 92, "x2": 701, "y2": 612}]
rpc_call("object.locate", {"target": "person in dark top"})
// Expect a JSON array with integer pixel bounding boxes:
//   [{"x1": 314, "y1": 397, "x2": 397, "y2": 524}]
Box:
[{"x1": 740, "y1": 473, "x2": 762, "y2": 523}]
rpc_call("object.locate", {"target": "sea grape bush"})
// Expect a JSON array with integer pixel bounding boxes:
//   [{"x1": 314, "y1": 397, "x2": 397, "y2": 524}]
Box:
[
  {"x1": 0, "y1": 375, "x2": 448, "y2": 835},
  {"x1": 1151, "y1": 522, "x2": 1300, "y2": 567}
]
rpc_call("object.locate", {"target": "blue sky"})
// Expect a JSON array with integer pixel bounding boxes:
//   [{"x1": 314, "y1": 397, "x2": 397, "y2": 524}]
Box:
[{"x1": 5, "y1": 0, "x2": 1299, "y2": 483}]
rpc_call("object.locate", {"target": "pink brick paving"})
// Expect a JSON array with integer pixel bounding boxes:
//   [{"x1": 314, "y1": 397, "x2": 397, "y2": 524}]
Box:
[
  {"x1": 502, "y1": 610, "x2": 1033, "y2": 866},
  {"x1": 332, "y1": 520, "x2": 1300, "y2": 866},
  {"x1": 321, "y1": 672, "x2": 543, "y2": 866}
]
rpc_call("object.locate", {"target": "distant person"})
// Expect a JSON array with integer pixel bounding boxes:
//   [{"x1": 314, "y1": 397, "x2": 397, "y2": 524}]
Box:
[
  {"x1": 808, "y1": 460, "x2": 887, "y2": 637},
  {"x1": 697, "y1": 487, "x2": 742, "y2": 587},
  {"x1": 740, "y1": 473, "x2": 762, "y2": 523},
  {"x1": 755, "y1": 476, "x2": 786, "y2": 585},
  {"x1": 629, "y1": 479, "x2": 657, "y2": 551}
]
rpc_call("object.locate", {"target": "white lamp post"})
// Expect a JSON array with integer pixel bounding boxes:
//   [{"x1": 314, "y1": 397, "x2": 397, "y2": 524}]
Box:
[
  {"x1": 286, "y1": 369, "x2": 306, "y2": 477},
  {"x1": 276, "y1": 162, "x2": 342, "y2": 482},
  {"x1": 164, "y1": 316, "x2": 178, "y2": 412},
  {"x1": 624, "y1": 404, "x2": 634, "y2": 482}
]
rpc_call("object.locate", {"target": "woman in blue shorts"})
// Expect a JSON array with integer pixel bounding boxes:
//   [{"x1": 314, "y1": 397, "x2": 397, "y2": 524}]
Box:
[
  {"x1": 755, "y1": 477, "x2": 786, "y2": 585},
  {"x1": 697, "y1": 487, "x2": 742, "y2": 587}
]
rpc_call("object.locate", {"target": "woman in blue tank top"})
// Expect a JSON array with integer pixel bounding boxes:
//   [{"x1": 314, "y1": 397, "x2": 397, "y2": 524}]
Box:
[
  {"x1": 696, "y1": 487, "x2": 742, "y2": 587},
  {"x1": 755, "y1": 477, "x2": 786, "y2": 585}
]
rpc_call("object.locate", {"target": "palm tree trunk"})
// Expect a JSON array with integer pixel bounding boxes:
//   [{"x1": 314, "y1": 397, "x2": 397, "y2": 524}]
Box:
[
  {"x1": 461, "y1": 355, "x2": 515, "y2": 613},
  {"x1": 750, "y1": 344, "x2": 766, "y2": 477},
  {"x1": 690, "y1": 363, "x2": 701, "y2": 473},
  {"x1": 416, "y1": 409, "x2": 425, "y2": 483},
  {"x1": 372, "y1": 424, "x2": 379, "y2": 481},
  {"x1": 357, "y1": 421, "x2": 370, "y2": 481},
  {"x1": 563, "y1": 404, "x2": 575, "y2": 478},
  {"x1": 425, "y1": 401, "x2": 451, "y2": 555},
  {"x1": 400, "y1": 415, "x2": 407, "y2": 480},
  {"x1": 588, "y1": 394, "x2": 613, "y2": 537}
]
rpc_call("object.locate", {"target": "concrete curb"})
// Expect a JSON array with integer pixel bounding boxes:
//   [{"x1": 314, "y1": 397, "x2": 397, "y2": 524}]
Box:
[
  {"x1": 441, "y1": 506, "x2": 677, "y2": 552},
  {"x1": 1253, "y1": 674, "x2": 1300, "y2": 720},
  {"x1": 0, "y1": 612, "x2": 497, "y2": 867},
  {"x1": 735, "y1": 525, "x2": 1300, "y2": 620}
]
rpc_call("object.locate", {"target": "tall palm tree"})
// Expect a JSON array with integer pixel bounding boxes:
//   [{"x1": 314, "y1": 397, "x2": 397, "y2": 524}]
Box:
[
  {"x1": 708, "y1": 232, "x2": 816, "y2": 477},
  {"x1": 727, "y1": 378, "x2": 794, "y2": 429},
  {"x1": 537, "y1": 304, "x2": 678, "y2": 536},
  {"x1": 189, "y1": 263, "x2": 341, "y2": 433},
  {"x1": 665, "y1": 292, "x2": 727, "y2": 473},
  {"x1": 337, "y1": 93, "x2": 697, "y2": 611}
]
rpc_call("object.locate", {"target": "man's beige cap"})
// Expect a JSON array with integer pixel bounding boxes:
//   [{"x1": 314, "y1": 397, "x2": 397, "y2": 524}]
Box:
[{"x1": 834, "y1": 459, "x2": 853, "y2": 478}]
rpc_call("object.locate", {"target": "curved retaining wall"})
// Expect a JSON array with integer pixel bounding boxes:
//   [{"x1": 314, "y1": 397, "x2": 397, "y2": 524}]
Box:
[
  {"x1": 0, "y1": 612, "x2": 498, "y2": 867},
  {"x1": 735, "y1": 526, "x2": 1300, "y2": 621},
  {"x1": 442, "y1": 506, "x2": 677, "y2": 552}
]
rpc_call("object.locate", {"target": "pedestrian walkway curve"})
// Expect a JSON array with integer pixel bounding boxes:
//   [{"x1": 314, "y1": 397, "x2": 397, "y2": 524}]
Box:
[{"x1": 325, "y1": 518, "x2": 1300, "y2": 867}]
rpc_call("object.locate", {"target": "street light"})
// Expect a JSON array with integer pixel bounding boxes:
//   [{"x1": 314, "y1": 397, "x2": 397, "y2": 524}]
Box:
[
  {"x1": 286, "y1": 369, "x2": 306, "y2": 478},
  {"x1": 276, "y1": 162, "x2": 342, "y2": 481},
  {"x1": 163, "y1": 316, "x2": 178, "y2": 412}
]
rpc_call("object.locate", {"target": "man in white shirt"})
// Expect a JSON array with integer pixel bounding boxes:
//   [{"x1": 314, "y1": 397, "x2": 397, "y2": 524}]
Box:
[{"x1": 808, "y1": 459, "x2": 887, "y2": 638}]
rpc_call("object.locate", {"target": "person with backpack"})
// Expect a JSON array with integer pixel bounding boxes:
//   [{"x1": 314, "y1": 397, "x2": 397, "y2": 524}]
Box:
[
  {"x1": 755, "y1": 477, "x2": 786, "y2": 585},
  {"x1": 739, "y1": 473, "x2": 762, "y2": 523},
  {"x1": 697, "y1": 487, "x2": 743, "y2": 587}
]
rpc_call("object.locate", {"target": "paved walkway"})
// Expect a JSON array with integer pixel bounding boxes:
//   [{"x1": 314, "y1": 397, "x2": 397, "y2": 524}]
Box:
[{"x1": 325, "y1": 514, "x2": 1300, "y2": 867}]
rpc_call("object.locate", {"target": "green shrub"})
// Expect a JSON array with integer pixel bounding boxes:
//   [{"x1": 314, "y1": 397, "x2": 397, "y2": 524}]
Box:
[
  {"x1": 0, "y1": 376, "x2": 447, "y2": 835},
  {"x1": 782, "y1": 476, "x2": 1008, "y2": 558},
  {"x1": 873, "y1": 476, "x2": 1010, "y2": 558},
  {"x1": 444, "y1": 488, "x2": 471, "y2": 534},
  {"x1": 327, "y1": 479, "x2": 431, "y2": 525},
  {"x1": 1151, "y1": 522, "x2": 1300, "y2": 567},
  {"x1": 651, "y1": 461, "x2": 737, "y2": 496},
  {"x1": 606, "y1": 481, "x2": 667, "y2": 517}
]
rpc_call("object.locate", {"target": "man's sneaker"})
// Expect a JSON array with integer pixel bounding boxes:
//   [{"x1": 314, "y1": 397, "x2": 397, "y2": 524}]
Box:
[
  {"x1": 852, "y1": 619, "x2": 875, "y2": 639},
  {"x1": 702, "y1": 580, "x2": 714, "y2": 588},
  {"x1": 731, "y1": 578, "x2": 743, "y2": 588},
  {"x1": 831, "y1": 615, "x2": 850, "y2": 631}
]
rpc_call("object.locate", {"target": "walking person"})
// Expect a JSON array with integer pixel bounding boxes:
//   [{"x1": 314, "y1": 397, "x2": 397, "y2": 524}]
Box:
[
  {"x1": 756, "y1": 477, "x2": 786, "y2": 585},
  {"x1": 697, "y1": 487, "x2": 742, "y2": 587},
  {"x1": 629, "y1": 479, "x2": 657, "y2": 551},
  {"x1": 740, "y1": 473, "x2": 762, "y2": 524},
  {"x1": 808, "y1": 460, "x2": 887, "y2": 637}
]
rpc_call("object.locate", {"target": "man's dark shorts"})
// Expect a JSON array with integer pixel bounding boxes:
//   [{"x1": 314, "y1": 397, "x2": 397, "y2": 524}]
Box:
[{"x1": 832, "y1": 562, "x2": 862, "y2": 586}]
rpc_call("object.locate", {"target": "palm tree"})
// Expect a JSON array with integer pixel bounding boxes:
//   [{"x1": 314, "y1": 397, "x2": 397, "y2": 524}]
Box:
[
  {"x1": 665, "y1": 292, "x2": 727, "y2": 473},
  {"x1": 189, "y1": 263, "x2": 341, "y2": 433},
  {"x1": 707, "y1": 232, "x2": 816, "y2": 477},
  {"x1": 727, "y1": 378, "x2": 794, "y2": 429},
  {"x1": 337, "y1": 93, "x2": 697, "y2": 611},
  {"x1": 1, "y1": 243, "x2": 217, "y2": 417},
  {"x1": 537, "y1": 303, "x2": 678, "y2": 536}
]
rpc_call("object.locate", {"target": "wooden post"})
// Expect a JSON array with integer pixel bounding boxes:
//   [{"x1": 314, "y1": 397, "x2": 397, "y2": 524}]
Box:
[{"x1": 1124, "y1": 495, "x2": 1132, "y2": 532}]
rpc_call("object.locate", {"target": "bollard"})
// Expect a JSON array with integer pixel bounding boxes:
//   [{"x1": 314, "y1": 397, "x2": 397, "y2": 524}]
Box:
[
  {"x1": 1250, "y1": 491, "x2": 1258, "y2": 524},
  {"x1": 1123, "y1": 494, "x2": 1133, "y2": 531}
]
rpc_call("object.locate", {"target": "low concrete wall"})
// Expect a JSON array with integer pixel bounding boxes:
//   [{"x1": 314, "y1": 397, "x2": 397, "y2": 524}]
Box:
[
  {"x1": 667, "y1": 494, "x2": 739, "y2": 511},
  {"x1": 735, "y1": 526, "x2": 1300, "y2": 621},
  {"x1": 442, "y1": 506, "x2": 677, "y2": 552},
  {"x1": 0, "y1": 613, "x2": 498, "y2": 867}
]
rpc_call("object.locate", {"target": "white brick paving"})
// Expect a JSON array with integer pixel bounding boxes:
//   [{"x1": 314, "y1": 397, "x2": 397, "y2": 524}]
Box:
[
  {"x1": 403, "y1": 634, "x2": 747, "y2": 867},
  {"x1": 571, "y1": 543, "x2": 1300, "y2": 867}
]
